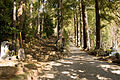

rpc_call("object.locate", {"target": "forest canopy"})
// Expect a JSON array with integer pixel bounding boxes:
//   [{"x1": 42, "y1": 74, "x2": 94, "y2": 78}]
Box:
[{"x1": 0, "y1": 0, "x2": 120, "y2": 50}]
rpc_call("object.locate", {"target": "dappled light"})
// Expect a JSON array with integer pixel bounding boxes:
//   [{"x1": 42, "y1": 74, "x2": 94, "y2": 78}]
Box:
[
  {"x1": 0, "y1": 42, "x2": 120, "y2": 79},
  {"x1": 49, "y1": 62, "x2": 62, "y2": 66},
  {"x1": 58, "y1": 59, "x2": 73, "y2": 64},
  {"x1": 61, "y1": 71, "x2": 70, "y2": 74},
  {"x1": 78, "y1": 70, "x2": 85, "y2": 73},
  {"x1": 0, "y1": 60, "x2": 18, "y2": 66},
  {"x1": 0, "y1": 0, "x2": 120, "y2": 79},
  {"x1": 26, "y1": 42, "x2": 120, "y2": 80},
  {"x1": 39, "y1": 73, "x2": 55, "y2": 79},
  {"x1": 111, "y1": 70, "x2": 120, "y2": 75},
  {"x1": 96, "y1": 75, "x2": 112, "y2": 80}
]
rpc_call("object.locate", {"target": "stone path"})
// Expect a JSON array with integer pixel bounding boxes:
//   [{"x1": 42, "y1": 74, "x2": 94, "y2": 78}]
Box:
[{"x1": 38, "y1": 42, "x2": 120, "y2": 80}]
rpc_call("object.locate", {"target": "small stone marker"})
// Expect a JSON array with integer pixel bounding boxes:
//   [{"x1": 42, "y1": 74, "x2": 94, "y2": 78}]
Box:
[{"x1": 18, "y1": 48, "x2": 25, "y2": 61}]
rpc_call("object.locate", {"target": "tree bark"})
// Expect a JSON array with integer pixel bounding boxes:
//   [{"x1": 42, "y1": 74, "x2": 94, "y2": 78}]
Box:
[
  {"x1": 41, "y1": 0, "x2": 45, "y2": 37},
  {"x1": 60, "y1": 0, "x2": 63, "y2": 45},
  {"x1": 74, "y1": 14, "x2": 76, "y2": 45},
  {"x1": 79, "y1": 0, "x2": 84, "y2": 48},
  {"x1": 17, "y1": 0, "x2": 25, "y2": 49},
  {"x1": 13, "y1": 0, "x2": 17, "y2": 52},
  {"x1": 13, "y1": 0, "x2": 16, "y2": 34},
  {"x1": 37, "y1": 0, "x2": 41, "y2": 35},
  {"x1": 95, "y1": 0, "x2": 101, "y2": 49},
  {"x1": 81, "y1": 0, "x2": 90, "y2": 50},
  {"x1": 18, "y1": 0, "x2": 26, "y2": 29},
  {"x1": 80, "y1": 13, "x2": 84, "y2": 48},
  {"x1": 57, "y1": 0, "x2": 60, "y2": 39},
  {"x1": 86, "y1": 11, "x2": 90, "y2": 50},
  {"x1": 30, "y1": 0, "x2": 33, "y2": 29},
  {"x1": 76, "y1": 12, "x2": 79, "y2": 47}
]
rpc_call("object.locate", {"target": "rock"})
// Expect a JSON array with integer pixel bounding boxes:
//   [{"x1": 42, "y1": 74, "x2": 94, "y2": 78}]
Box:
[
  {"x1": 0, "y1": 41, "x2": 11, "y2": 59},
  {"x1": 18, "y1": 48, "x2": 26, "y2": 61}
]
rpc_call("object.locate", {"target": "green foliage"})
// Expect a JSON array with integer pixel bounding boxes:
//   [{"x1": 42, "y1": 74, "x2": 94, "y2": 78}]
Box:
[
  {"x1": 115, "y1": 53, "x2": 120, "y2": 59},
  {"x1": 0, "y1": 0, "x2": 14, "y2": 41},
  {"x1": 42, "y1": 13, "x2": 54, "y2": 37},
  {"x1": 63, "y1": 29, "x2": 69, "y2": 46},
  {"x1": 0, "y1": 0, "x2": 119, "y2": 51},
  {"x1": 99, "y1": 0, "x2": 119, "y2": 23}
]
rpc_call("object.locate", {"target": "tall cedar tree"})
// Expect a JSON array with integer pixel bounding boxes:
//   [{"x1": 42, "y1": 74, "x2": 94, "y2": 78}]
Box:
[
  {"x1": 76, "y1": 12, "x2": 79, "y2": 47},
  {"x1": 74, "y1": 14, "x2": 76, "y2": 45},
  {"x1": 30, "y1": 0, "x2": 33, "y2": 29},
  {"x1": 81, "y1": 0, "x2": 90, "y2": 50},
  {"x1": 37, "y1": 0, "x2": 41, "y2": 35},
  {"x1": 79, "y1": 0, "x2": 84, "y2": 48},
  {"x1": 95, "y1": 0, "x2": 101, "y2": 49}
]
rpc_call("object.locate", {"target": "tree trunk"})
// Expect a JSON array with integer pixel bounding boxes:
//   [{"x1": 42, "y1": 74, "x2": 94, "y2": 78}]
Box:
[
  {"x1": 76, "y1": 12, "x2": 79, "y2": 47},
  {"x1": 57, "y1": 0, "x2": 60, "y2": 39},
  {"x1": 17, "y1": 0, "x2": 25, "y2": 30},
  {"x1": 95, "y1": 0, "x2": 101, "y2": 49},
  {"x1": 30, "y1": 0, "x2": 33, "y2": 29},
  {"x1": 79, "y1": 0, "x2": 84, "y2": 48},
  {"x1": 13, "y1": 0, "x2": 17, "y2": 52},
  {"x1": 60, "y1": 0, "x2": 63, "y2": 45},
  {"x1": 41, "y1": 16, "x2": 44, "y2": 35},
  {"x1": 82, "y1": 0, "x2": 90, "y2": 50},
  {"x1": 13, "y1": 0, "x2": 16, "y2": 36},
  {"x1": 37, "y1": 0, "x2": 41, "y2": 35},
  {"x1": 41, "y1": 0, "x2": 45, "y2": 37},
  {"x1": 17, "y1": 0, "x2": 25, "y2": 49},
  {"x1": 57, "y1": 12, "x2": 60, "y2": 39},
  {"x1": 74, "y1": 14, "x2": 76, "y2": 45},
  {"x1": 80, "y1": 13, "x2": 84, "y2": 48},
  {"x1": 86, "y1": 11, "x2": 90, "y2": 50}
]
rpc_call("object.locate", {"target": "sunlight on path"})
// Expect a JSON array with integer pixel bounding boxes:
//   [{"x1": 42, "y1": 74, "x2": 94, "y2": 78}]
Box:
[{"x1": 38, "y1": 42, "x2": 120, "y2": 80}]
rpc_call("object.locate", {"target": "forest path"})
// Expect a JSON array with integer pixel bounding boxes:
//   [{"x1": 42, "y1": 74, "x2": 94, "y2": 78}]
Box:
[{"x1": 38, "y1": 42, "x2": 120, "y2": 80}]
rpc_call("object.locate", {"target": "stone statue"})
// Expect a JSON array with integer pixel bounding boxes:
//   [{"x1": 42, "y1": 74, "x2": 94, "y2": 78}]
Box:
[{"x1": 18, "y1": 48, "x2": 25, "y2": 61}]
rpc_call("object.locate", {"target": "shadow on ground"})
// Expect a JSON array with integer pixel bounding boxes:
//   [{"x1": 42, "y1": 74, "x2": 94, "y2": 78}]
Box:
[
  {"x1": 37, "y1": 42, "x2": 120, "y2": 80},
  {"x1": 0, "y1": 42, "x2": 120, "y2": 80}
]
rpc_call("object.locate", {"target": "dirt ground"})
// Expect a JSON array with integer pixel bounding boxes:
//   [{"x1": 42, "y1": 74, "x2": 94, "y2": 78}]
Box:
[
  {"x1": 35, "y1": 42, "x2": 120, "y2": 80},
  {"x1": 0, "y1": 42, "x2": 120, "y2": 80}
]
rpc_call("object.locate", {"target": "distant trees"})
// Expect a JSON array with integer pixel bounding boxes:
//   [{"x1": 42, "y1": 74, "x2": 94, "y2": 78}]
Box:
[
  {"x1": 73, "y1": 8, "x2": 79, "y2": 47},
  {"x1": 72, "y1": 0, "x2": 90, "y2": 49},
  {"x1": 0, "y1": 0, "x2": 120, "y2": 51},
  {"x1": 71, "y1": 0, "x2": 120, "y2": 50}
]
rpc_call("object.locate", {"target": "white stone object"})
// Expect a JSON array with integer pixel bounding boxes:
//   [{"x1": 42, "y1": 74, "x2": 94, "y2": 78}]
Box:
[
  {"x1": 0, "y1": 41, "x2": 9, "y2": 59},
  {"x1": 112, "y1": 47, "x2": 118, "y2": 52},
  {"x1": 109, "y1": 52, "x2": 116, "y2": 56}
]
